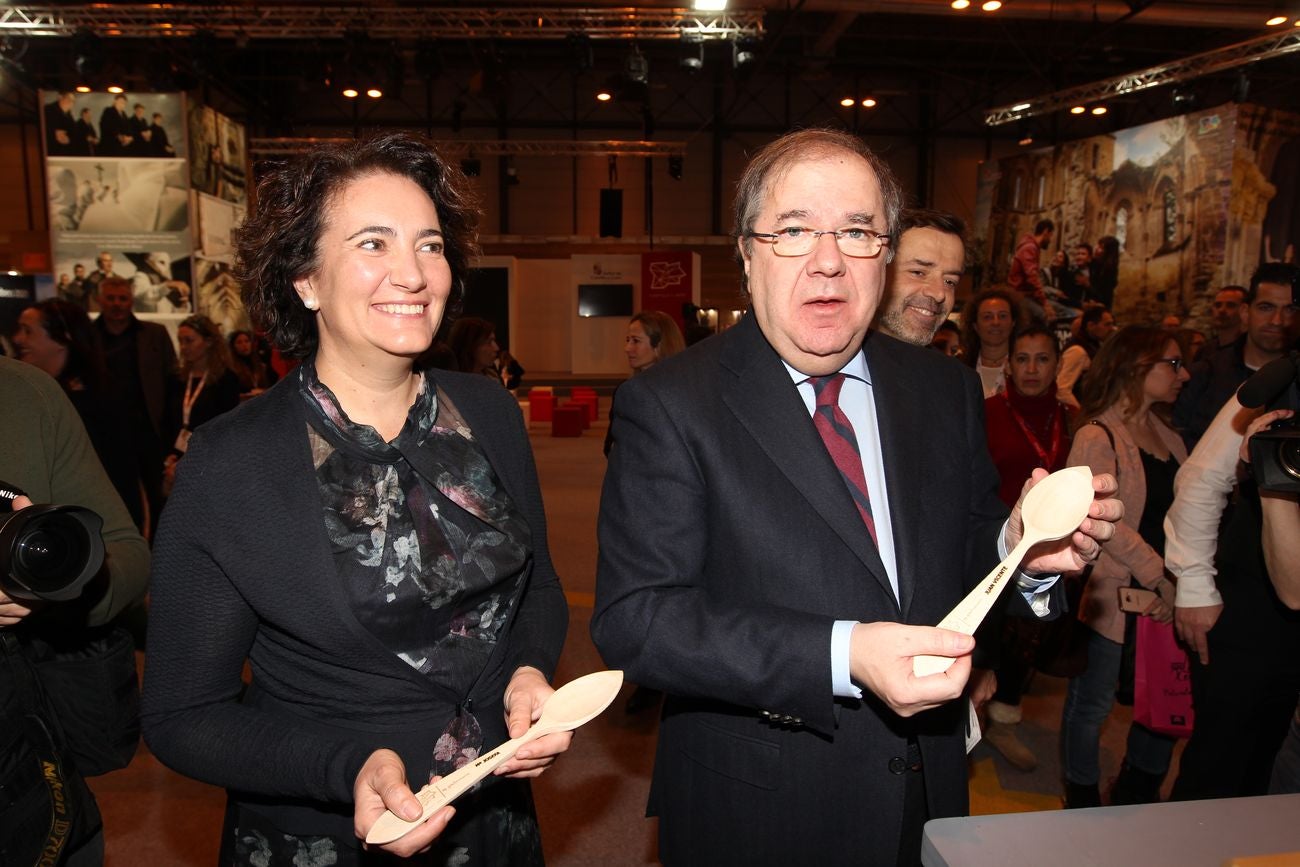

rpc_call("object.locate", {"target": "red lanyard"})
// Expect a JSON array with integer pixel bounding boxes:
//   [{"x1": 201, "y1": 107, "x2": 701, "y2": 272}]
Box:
[{"x1": 1000, "y1": 391, "x2": 1064, "y2": 469}]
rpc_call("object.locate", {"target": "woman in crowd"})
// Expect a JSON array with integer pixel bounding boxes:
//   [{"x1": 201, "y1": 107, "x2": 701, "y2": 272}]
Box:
[
  {"x1": 624, "y1": 310, "x2": 684, "y2": 374},
  {"x1": 981, "y1": 325, "x2": 1074, "y2": 772},
  {"x1": 12, "y1": 298, "x2": 145, "y2": 530},
  {"x1": 609, "y1": 309, "x2": 685, "y2": 715},
  {"x1": 227, "y1": 328, "x2": 278, "y2": 395},
  {"x1": 960, "y1": 287, "x2": 1024, "y2": 398},
  {"x1": 164, "y1": 314, "x2": 241, "y2": 489},
  {"x1": 142, "y1": 133, "x2": 570, "y2": 864},
  {"x1": 449, "y1": 316, "x2": 501, "y2": 379},
  {"x1": 1059, "y1": 325, "x2": 1189, "y2": 809},
  {"x1": 1056, "y1": 303, "x2": 1114, "y2": 411}
]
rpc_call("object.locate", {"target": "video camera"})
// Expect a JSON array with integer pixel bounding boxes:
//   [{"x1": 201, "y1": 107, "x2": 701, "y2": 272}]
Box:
[
  {"x1": 0, "y1": 481, "x2": 105, "y2": 603},
  {"x1": 1239, "y1": 352, "x2": 1300, "y2": 494}
]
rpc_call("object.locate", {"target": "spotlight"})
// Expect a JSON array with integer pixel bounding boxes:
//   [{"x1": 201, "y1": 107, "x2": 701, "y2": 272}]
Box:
[
  {"x1": 1091, "y1": 105, "x2": 1108, "y2": 115},
  {"x1": 106, "y1": 85, "x2": 124, "y2": 94},
  {"x1": 1070, "y1": 105, "x2": 1086, "y2": 114},
  {"x1": 365, "y1": 87, "x2": 382, "y2": 98},
  {"x1": 733, "y1": 40, "x2": 756, "y2": 69},
  {"x1": 72, "y1": 29, "x2": 104, "y2": 78},
  {"x1": 982, "y1": 0, "x2": 1002, "y2": 9},
  {"x1": 1017, "y1": 120, "x2": 1037, "y2": 146},
  {"x1": 951, "y1": 0, "x2": 971, "y2": 7},
  {"x1": 460, "y1": 158, "x2": 481, "y2": 177},
  {"x1": 596, "y1": 88, "x2": 612, "y2": 102},
  {"x1": 75, "y1": 85, "x2": 91, "y2": 94},
  {"x1": 680, "y1": 40, "x2": 704, "y2": 73},
  {"x1": 861, "y1": 97, "x2": 877, "y2": 108},
  {"x1": 342, "y1": 87, "x2": 359, "y2": 98},
  {"x1": 624, "y1": 48, "x2": 648, "y2": 85},
  {"x1": 1171, "y1": 88, "x2": 1197, "y2": 111},
  {"x1": 668, "y1": 155, "x2": 683, "y2": 180},
  {"x1": 505, "y1": 162, "x2": 520, "y2": 186},
  {"x1": 693, "y1": 0, "x2": 728, "y2": 9},
  {"x1": 1266, "y1": 15, "x2": 1288, "y2": 26},
  {"x1": 840, "y1": 97, "x2": 855, "y2": 107}
]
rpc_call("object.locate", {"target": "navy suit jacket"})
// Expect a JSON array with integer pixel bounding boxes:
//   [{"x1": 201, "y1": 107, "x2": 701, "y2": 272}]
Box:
[{"x1": 593, "y1": 314, "x2": 1043, "y2": 865}]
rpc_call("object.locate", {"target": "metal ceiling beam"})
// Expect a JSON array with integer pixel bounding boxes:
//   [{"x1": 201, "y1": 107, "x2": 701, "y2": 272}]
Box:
[
  {"x1": 0, "y1": 5, "x2": 763, "y2": 41},
  {"x1": 250, "y1": 138, "x2": 688, "y2": 157},
  {"x1": 985, "y1": 27, "x2": 1300, "y2": 125}
]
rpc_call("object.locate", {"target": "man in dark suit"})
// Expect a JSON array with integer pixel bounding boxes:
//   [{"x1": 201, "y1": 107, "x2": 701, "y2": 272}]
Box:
[
  {"x1": 93, "y1": 276, "x2": 178, "y2": 529},
  {"x1": 43, "y1": 91, "x2": 77, "y2": 155},
  {"x1": 99, "y1": 94, "x2": 134, "y2": 156},
  {"x1": 592, "y1": 129, "x2": 1119, "y2": 866}
]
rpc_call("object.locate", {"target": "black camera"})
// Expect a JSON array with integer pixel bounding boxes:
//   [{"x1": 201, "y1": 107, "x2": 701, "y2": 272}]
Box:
[
  {"x1": 1240, "y1": 352, "x2": 1300, "y2": 494},
  {"x1": 0, "y1": 481, "x2": 105, "y2": 603}
]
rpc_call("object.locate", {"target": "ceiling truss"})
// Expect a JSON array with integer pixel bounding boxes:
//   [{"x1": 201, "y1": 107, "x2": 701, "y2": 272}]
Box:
[
  {"x1": 985, "y1": 27, "x2": 1300, "y2": 126},
  {"x1": 250, "y1": 138, "x2": 688, "y2": 158},
  {"x1": 0, "y1": 5, "x2": 764, "y2": 42}
]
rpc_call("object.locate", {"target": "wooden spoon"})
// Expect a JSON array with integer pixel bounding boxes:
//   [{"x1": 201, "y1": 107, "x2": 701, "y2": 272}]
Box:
[
  {"x1": 912, "y1": 465, "x2": 1095, "y2": 677},
  {"x1": 365, "y1": 669, "x2": 624, "y2": 845}
]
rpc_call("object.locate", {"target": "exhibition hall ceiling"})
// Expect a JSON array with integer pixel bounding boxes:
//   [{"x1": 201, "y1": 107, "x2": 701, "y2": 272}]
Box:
[{"x1": 0, "y1": 1, "x2": 1296, "y2": 142}]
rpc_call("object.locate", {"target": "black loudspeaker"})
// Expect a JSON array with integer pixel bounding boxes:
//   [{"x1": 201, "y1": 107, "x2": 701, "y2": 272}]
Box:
[{"x1": 599, "y1": 188, "x2": 623, "y2": 238}]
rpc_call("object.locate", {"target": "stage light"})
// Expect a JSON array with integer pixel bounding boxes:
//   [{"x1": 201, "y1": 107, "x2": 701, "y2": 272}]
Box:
[
  {"x1": 342, "y1": 87, "x2": 358, "y2": 98},
  {"x1": 624, "y1": 48, "x2": 648, "y2": 85},
  {"x1": 693, "y1": 0, "x2": 728, "y2": 9},
  {"x1": 596, "y1": 89, "x2": 612, "y2": 102},
  {"x1": 862, "y1": 97, "x2": 877, "y2": 108},
  {"x1": 365, "y1": 87, "x2": 382, "y2": 98},
  {"x1": 6, "y1": 270, "x2": 18, "y2": 277},
  {"x1": 1091, "y1": 105, "x2": 1108, "y2": 115},
  {"x1": 1011, "y1": 102, "x2": 1031, "y2": 112},
  {"x1": 75, "y1": 85, "x2": 91, "y2": 94},
  {"x1": 840, "y1": 97, "x2": 855, "y2": 107},
  {"x1": 733, "y1": 40, "x2": 756, "y2": 69},
  {"x1": 951, "y1": 0, "x2": 971, "y2": 8},
  {"x1": 1266, "y1": 15, "x2": 1288, "y2": 26},
  {"x1": 982, "y1": 0, "x2": 1002, "y2": 10},
  {"x1": 680, "y1": 40, "x2": 704, "y2": 72},
  {"x1": 1070, "y1": 105, "x2": 1086, "y2": 114},
  {"x1": 106, "y1": 85, "x2": 124, "y2": 94}
]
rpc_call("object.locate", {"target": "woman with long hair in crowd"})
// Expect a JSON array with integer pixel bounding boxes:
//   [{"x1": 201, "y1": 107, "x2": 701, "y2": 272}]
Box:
[
  {"x1": 960, "y1": 287, "x2": 1025, "y2": 398},
  {"x1": 448, "y1": 316, "x2": 501, "y2": 379},
  {"x1": 1056, "y1": 302, "x2": 1115, "y2": 411},
  {"x1": 1059, "y1": 325, "x2": 1189, "y2": 809},
  {"x1": 142, "y1": 132, "x2": 570, "y2": 863},
  {"x1": 227, "y1": 329, "x2": 278, "y2": 395}
]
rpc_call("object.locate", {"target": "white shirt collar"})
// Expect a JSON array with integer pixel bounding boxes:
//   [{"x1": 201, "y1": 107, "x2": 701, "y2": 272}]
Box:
[{"x1": 781, "y1": 348, "x2": 872, "y2": 387}]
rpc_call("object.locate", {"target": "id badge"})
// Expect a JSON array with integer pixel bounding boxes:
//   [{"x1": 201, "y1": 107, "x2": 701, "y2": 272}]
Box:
[{"x1": 174, "y1": 428, "x2": 192, "y2": 454}]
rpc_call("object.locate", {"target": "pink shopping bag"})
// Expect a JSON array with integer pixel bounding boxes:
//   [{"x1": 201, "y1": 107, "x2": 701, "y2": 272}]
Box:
[{"x1": 1133, "y1": 617, "x2": 1194, "y2": 738}]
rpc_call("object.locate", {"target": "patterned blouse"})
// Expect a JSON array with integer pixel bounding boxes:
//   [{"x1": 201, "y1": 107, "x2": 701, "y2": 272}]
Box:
[{"x1": 225, "y1": 362, "x2": 543, "y2": 867}]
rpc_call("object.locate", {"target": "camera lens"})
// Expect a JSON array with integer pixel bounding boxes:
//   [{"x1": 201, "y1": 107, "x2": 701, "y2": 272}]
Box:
[
  {"x1": 1281, "y1": 438, "x2": 1300, "y2": 481},
  {"x1": 14, "y1": 512, "x2": 90, "y2": 593}
]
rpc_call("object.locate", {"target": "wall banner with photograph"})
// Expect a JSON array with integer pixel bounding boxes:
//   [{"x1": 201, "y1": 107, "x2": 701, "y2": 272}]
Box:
[
  {"x1": 975, "y1": 101, "x2": 1300, "y2": 332},
  {"x1": 42, "y1": 89, "x2": 193, "y2": 317},
  {"x1": 188, "y1": 104, "x2": 248, "y2": 205}
]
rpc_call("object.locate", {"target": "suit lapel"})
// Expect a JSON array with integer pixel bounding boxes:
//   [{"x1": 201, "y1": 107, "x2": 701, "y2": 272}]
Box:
[{"x1": 720, "y1": 317, "x2": 895, "y2": 605}]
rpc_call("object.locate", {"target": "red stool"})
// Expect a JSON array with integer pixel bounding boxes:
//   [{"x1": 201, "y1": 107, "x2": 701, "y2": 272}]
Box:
[
  {"x1": 529, "y1": 391, "x2": 554, "y2": 424},
  {"x1": 571, "y1": 393, "x2": 598, "y2": 424},
  {"x1": 551, "y1": 404, "x2": 585, "y2": 437}
]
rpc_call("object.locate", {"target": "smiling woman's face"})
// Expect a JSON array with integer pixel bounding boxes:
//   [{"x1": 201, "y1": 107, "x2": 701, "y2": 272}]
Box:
[
  {"x1": 14, "y1": 308, "x2": 67, "y2": 377},
  {"x1": 293, "y1": 171, "x2": 453, "y2": 368}
]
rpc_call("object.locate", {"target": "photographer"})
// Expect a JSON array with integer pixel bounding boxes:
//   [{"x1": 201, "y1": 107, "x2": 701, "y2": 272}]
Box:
[
  {"x1": 1237, "y1": 409, "x2": 1300, "y2": 794},
  {"x1": 1164, "y1": 391, "x2": 1300, "y2": 801},
  {"x1": 0, "y1": 355, "x2": 149, "y2": 864}
]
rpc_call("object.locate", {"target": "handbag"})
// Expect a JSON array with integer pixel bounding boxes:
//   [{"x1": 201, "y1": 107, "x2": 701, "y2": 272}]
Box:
[
  {"x1": 1132, "y1": 616, "x2": 1195, "y2": 738},
  {"x1": 0, "y1": 632, "x2": 105, "y2": 865},
  {"x1": 31, "y1": 625, "x2": 141, "y2": 777}
]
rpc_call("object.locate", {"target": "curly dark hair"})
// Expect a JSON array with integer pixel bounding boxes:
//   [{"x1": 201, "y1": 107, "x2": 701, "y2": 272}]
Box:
[
  {"x1": 234, "y1": 132, "x2": 479, "y2": 359},
  {"x1": 29, "y1": 298, "x2": 108, "y2": 393},
  {"x1": 959, "y1": 287, "x2": 1026, "y2": 366}
]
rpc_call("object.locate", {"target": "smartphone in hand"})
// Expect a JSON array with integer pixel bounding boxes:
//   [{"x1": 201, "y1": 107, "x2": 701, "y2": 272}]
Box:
[{"x1": 1117, "y1": 586, "x2": 1158, "y2": 614}]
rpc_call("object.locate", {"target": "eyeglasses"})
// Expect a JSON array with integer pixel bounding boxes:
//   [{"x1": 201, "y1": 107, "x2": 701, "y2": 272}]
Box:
[
  {"x1": 747, "y1": 226, "x2": 891, "y2": 258},
  {"x1": 1156, "y1": 357, "x2": 1185, "y2": 372}
]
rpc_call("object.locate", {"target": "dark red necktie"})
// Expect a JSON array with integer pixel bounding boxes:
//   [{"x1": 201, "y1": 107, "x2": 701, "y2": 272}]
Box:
[{"x1": 810, "y1": 373, "x2": 878, "y2": 546}]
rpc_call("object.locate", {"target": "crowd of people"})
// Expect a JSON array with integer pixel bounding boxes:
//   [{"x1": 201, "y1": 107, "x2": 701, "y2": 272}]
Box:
[
  {"x1": 44, "y1": 92, "x2": 177, "y2": 158},
  {"x1": 2, "y1": 127, "x2": 1297, "y2": 866}
]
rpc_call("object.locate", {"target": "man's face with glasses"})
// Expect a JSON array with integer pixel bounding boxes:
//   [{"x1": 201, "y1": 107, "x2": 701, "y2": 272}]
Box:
[{"x1": 739, "y1": 151, "x2": 889, "y2": 376}]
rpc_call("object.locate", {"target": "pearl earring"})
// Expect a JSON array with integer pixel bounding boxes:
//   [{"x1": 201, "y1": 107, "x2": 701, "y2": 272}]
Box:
[{"x1": 303, "y1": 298, "x2": 318, "y2": 311}]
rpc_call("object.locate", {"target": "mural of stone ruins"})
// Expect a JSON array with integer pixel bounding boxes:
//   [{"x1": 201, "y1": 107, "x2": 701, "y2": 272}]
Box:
[{"x1": 977, "y1": 102, "x2": 1300, "y2": 333}]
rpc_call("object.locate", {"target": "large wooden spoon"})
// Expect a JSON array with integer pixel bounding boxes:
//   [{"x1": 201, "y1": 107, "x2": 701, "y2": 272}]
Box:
[
  {"x1": 912, "y1": 465, "x2": 1095, "y2": 677},
  {"x1": 365, "y1": 669, "x2": 624, "y2": 845}
]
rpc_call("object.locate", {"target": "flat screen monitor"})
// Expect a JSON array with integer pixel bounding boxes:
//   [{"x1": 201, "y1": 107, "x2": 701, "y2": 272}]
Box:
[{"x1": 578, "y1": 283, "x2": 633, "y2": 318}]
